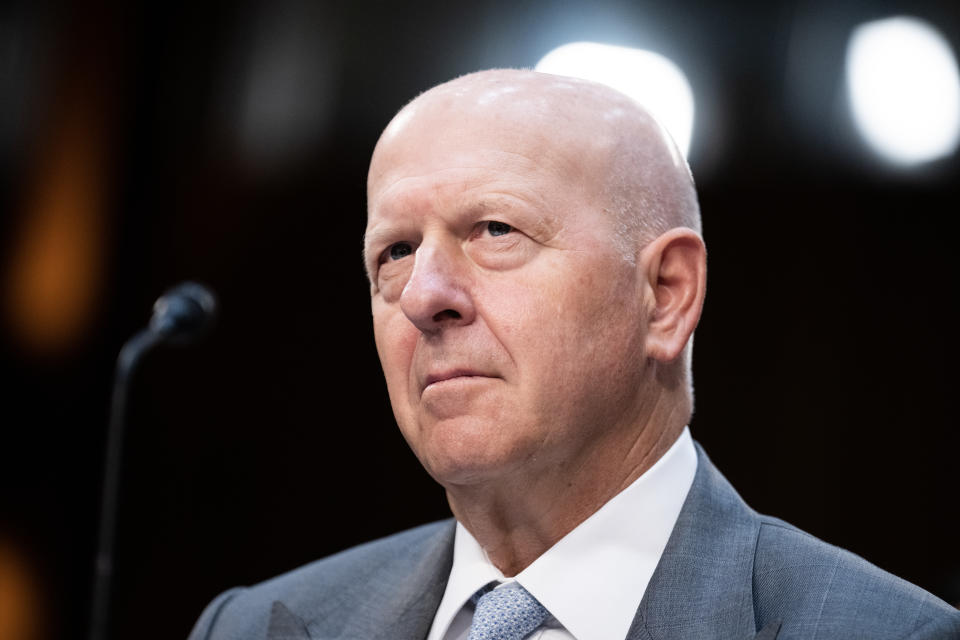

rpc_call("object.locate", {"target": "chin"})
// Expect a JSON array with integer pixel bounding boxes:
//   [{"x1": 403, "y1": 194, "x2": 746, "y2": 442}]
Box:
[{"x1": 414, "y1": 417, "x2": 530, "y2": 487}]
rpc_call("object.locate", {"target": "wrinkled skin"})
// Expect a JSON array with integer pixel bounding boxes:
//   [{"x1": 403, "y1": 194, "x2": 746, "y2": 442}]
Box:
[{"x1": 365, "y1": 70, "x2": 706, "y2": 574}]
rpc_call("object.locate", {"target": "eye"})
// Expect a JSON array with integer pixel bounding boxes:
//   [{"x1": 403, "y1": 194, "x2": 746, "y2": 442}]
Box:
[
  {"x1": 485, "y1": 221, "x2": 513, "y2": 237},
  {"x1": 386, "y1": 242, "x2": 414, "y2": 261}
]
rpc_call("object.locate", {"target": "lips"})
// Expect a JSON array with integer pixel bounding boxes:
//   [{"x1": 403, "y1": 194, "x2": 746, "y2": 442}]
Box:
[{"x1": 421, "y1": 369, "x2": 494, "y2": 393}]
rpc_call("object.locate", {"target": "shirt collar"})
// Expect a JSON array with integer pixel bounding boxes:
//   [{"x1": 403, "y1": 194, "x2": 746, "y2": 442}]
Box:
[{"x1": 427, "y1": 427, "x2": 698, "y2": 640}]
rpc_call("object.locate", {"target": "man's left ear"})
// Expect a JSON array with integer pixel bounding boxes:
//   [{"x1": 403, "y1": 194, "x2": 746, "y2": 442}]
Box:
[{"x1": 641, "y1": 228, "x2": 707, "y2": 362}]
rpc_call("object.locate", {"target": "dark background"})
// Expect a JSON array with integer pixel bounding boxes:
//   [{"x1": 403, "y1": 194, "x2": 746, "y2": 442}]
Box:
[{"x1": 1, "y1": 1, "x2": 958, "y2": 639}]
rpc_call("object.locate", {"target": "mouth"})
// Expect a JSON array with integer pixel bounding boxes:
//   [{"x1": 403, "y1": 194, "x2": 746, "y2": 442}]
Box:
[{"x1": 422, "y1": 369, "x2": 495, "y2": 393}]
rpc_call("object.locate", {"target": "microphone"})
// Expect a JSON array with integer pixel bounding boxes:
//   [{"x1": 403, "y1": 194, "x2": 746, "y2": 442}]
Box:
[
  {"x1": 149, "y1": 281, "x2": 218, "y2": 342},
  {"x1": 89, "y1": 282, "x2": 217, "y2": 640}
]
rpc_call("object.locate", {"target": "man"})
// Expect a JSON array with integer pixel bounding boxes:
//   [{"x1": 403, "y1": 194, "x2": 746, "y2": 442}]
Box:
[{"x1": 188, "y1": 70, "x2": 960, "y2": 639}]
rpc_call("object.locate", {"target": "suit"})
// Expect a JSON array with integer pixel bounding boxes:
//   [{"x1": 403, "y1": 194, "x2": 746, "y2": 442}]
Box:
[{"x1": 188, "y1": 444, "x2": 960, "y2": 639}]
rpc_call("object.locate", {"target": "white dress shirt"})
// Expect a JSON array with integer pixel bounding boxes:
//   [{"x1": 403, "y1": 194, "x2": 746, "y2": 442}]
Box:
[{"x1": 426, "y1": 427, "x2": 698, "y2": 640}]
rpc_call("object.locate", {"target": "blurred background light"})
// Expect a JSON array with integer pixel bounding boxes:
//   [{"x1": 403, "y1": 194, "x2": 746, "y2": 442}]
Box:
[
  {"x1": 234, "y1": 0, "x2": 337, "y2": 168},
  {"x1": 845, "y1": 16, "x2": 960, "y2": 166},
  {"x1": 0, "y1": 541, "x2": 42, "y2": 640},
  {"x1": 535, "y1": 41, "x2": 695, "y2": 157},
  {"x1": 3, "y1": 78, "x2": 108, "y2": 357}
]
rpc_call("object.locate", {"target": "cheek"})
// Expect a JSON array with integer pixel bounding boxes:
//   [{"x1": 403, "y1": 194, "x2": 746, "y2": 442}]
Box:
[
  {"x1": 373, "y1": 312, "x2": 426, "y2": 449},
  {"x1": 526, "y1": 261, "x2": 643, "y2": 386},
  {"x1": 373, "y1": 308, "x2": 418, "y2": 396}
]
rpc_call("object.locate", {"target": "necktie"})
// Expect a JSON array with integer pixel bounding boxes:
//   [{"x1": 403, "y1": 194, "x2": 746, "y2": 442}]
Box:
[{"x1": 467, "y1": 584, "x2": 549, "y2": 640}]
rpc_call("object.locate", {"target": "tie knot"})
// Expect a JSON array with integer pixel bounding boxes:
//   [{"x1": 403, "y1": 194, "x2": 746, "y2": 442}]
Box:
[{"x1": 468, "y1": 584, "x2": 549, "y2": 640}]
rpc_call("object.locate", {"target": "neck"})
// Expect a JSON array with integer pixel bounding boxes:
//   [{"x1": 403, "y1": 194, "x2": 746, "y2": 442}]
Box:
[{"x1": 445, "y1": 393, "x2": 688, "y2": 576}]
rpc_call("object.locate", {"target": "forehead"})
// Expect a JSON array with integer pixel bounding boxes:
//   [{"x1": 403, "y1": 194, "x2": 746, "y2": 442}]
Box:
[
  {"x1": 364, "y1": 142, "x2": 576, "y2": 262},
  {"x1": 372, "y1": 108, "x2": 554, "y2": 182},
  {"x1": 371, "y1": 141, "x2": 562, "y2": 213},
  {"x1": 368, "y1": 99, "x2": 612, "y2": 223}
]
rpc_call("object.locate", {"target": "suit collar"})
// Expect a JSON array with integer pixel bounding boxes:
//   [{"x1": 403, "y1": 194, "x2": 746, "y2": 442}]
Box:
[
  {"x1": 267, "y1": 443, "x2": 772, "y2": 640},
  {"x1": 628, "y1": 443, "x2": 763, "y2": 640},
  {"x1": 361, "y1": 520, "x2": 456, "y2": 640},
  {"x1": 429, "y1": 428, "x2": 699, "y2": 640},
  {"x1": 268, "y1": 521, "x2": 456, "y2": 640}
]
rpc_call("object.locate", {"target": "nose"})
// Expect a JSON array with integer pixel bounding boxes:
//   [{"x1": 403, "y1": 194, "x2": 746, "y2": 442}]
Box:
[{"x1": 399, "y1": 242, "x2": 476, "y2": 335}]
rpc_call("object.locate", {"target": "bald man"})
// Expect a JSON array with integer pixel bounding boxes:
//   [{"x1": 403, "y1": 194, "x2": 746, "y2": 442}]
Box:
[{"x1": 188, "y1": 71, "x2": 960, "y2": 640}]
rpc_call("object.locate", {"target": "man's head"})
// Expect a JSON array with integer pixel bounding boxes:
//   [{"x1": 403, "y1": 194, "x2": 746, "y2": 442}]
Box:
[{"x1": 364, "y1": 70, "x2": 705, "y2": 501}]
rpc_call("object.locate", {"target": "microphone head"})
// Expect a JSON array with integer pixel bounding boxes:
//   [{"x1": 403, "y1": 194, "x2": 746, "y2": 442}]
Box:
[{"x1": 149, "y1": 282, "x2": 218, "y2": 343}]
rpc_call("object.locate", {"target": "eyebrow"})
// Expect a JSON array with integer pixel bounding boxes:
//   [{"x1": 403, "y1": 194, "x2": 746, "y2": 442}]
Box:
[
  {"x1": 361, "y1": 193, "x2": 555, "y2": 281},
  {"x1": 362, "y1": 228, "x2": 390, "y2": 284},
  {"x1": 363, "y1": 216, "x2": 421, "y2": 285},
  {"x1": 362, "y1": 223, "x2": 403, "y2": 264}
]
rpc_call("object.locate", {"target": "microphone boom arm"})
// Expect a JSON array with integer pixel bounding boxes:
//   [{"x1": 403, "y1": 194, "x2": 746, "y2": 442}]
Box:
[{"x1": 88, "y1": 282, "x2": 217, "y2": 640}]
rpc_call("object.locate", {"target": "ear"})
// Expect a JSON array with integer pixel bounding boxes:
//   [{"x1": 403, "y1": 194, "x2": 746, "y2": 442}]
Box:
[{"x1": 640, "y1": 228, "x2": 707, "y2": 363}]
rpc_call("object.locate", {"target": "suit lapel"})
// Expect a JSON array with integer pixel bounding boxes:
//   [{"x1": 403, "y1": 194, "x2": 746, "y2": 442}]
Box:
[
  {"x1": 274, "y1": 521, "x2": 455, "y2": 640},
  {"x1": 753, "y1": 620, "x2": 781, "y2": 639},
  {"x1": 265, "y1": 446, "x2": 769, "y2": 640},
  {"x1": 363, "y1": 523, "x2": 455, "y2": 640},
  {"x1": 627, "y1": 444, "x2": 761, "y2": 640},
  {"x1": 267, "y1": 601, "x2": 311, "y2": 640}
]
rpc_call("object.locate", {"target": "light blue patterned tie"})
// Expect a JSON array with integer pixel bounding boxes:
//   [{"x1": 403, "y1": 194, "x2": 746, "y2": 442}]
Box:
[{"x1": 467, "y1": 584, "x2": 549, "y2": 640}]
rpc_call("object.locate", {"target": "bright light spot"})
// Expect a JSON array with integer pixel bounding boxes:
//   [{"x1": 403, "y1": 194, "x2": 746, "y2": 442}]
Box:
[
  {"x1": 535, "y1": 41, "x2": 695, "y2": 156},
  {"x1": 846, "y1": 17, "x2": 960, "y2": 165}
]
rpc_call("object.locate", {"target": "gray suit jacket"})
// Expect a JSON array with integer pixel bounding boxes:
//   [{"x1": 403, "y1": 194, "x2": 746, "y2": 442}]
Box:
[{"x1": 188, "y1": 445, "x2": 960, "y2": 639}]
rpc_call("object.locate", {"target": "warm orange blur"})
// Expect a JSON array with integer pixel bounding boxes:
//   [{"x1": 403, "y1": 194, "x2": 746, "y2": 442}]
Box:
[
  {"x1": 2, "y1": 34, "x2": 111, "y2": 357},
  {"x1": 0, "y1": 542, "x2": 42, "y2": 640}
]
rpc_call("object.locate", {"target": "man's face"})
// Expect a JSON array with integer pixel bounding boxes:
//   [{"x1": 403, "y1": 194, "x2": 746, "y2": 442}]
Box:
[{"x1": 365, "y1": 105, "x2": 651, "y2": 488}]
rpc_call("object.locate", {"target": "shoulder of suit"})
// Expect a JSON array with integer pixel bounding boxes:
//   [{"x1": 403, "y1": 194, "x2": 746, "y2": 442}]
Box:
[
  {"x1": 187, "y1": 519, "x2": 456, "y2": 640},
  {"x1": 252, "y1": 518, "x2": 455, "y2": 596},
  {"x1": 752, "y1": 515, "x2": 960, "y2": 638}
]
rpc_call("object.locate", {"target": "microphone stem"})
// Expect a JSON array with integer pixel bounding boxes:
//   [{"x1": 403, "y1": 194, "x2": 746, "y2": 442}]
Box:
[{"x1": 88, "y1": 329, "x2": 164, "y2": 640}]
